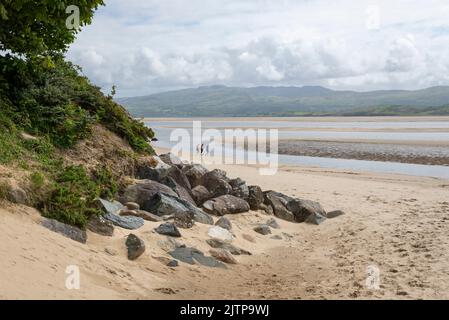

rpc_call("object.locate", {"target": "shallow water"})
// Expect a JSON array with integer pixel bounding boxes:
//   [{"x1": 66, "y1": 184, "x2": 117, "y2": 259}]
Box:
[{"x1": 146, "y1": 119, "x2": 449, "y2": 179}]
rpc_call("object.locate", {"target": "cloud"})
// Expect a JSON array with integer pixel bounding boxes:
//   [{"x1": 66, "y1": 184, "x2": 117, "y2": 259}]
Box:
[{"x1": 67, "y1": 0, "x2": 449, "y2": 96}]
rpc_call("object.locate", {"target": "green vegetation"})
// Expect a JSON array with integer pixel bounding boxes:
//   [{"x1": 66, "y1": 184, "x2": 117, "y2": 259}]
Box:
[
  {"x1": 0, "y1": 1, "x2": 156, "y2": 228},
  {"x1": 118, "y1": 85, "x2": 449, "y2": 117}
]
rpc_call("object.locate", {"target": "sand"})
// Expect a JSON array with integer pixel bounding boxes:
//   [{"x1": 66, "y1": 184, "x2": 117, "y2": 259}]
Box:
[{"x1": 1, "y1": 154, "x2": 449, "y2": 299}]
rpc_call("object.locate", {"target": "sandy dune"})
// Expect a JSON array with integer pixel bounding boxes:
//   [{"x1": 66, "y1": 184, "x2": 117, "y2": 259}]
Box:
[{"x1": 1, "y1": 160, "x2": 449, "y2": 299}]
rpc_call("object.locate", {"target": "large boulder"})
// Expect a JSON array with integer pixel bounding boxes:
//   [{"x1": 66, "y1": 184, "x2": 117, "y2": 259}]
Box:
[
  {"x1": 263, "y1": 191, "x2": 295, "y2": 222},
  {"x1": 166, "y1": 166, "x2": 192, "y2": 191},
  {"x1": 126, "y1": 234, "x2": 146, "y2": 260},
  {"x1": 248, "y1": 185, "x2": 264, "y2": 210},
  {"x1": 174, "y1": 211, "x2": 195, "y2": 229},
  {"x1": 191, "y1": 185, "x2": 213, "y2": 206},
  {"x1": 119, "y1": 180, "x2": 177, "y2": 210},
  {"x1": 159, "y1": 153, "x2": 184, "y2": 166},
  {"x1": 200, "y1": 169, "x2": 232, "y2": 197},
  {"x1": 87, "y1": 215, "x2": 114, "y2": 236},
  {"x1": 263, "y1": 191, "x2": 327, "y2": 224},
  {"x1": 202, "y1": 195, "x2": 250, "y2": 216},
  {"x1": 145, "y1": 193, "x2": 213, "y2": 225},
  {"x1": 182, "y1": 163, "x2": 208, "y2": 188},
  {"x1": 161, "y1": 176, "x2": 196, "y2": 205},
  {"x1": 230, "y1": 178, "x2": 249, "y2": 200},
  {"x1": 41, "y1": 218, "x2": 87, "y2": 244},
  {"x1": 135, "y1": 156, "x2": 172, "y2": 181}
]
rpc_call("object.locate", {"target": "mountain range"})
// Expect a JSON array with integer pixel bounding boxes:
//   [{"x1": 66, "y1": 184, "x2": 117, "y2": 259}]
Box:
[{"x1": 116, "y1": 85, "x2": 449, "y2": 117}]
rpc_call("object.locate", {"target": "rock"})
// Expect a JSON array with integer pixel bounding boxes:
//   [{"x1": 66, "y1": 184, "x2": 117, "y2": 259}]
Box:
[
  {"x1": 155, "y1": 222, "x2": 182, "y2": 237},
  {"x1": 157, "y1": 237, "x2": 183, "y2": 252},
  {"x1": 305, "y1": 211, "x2": 327, "y2": 225},
  {"x1": 254, "y1": 224, "x2": 272, "y2": 235},
  {"x1": 215, "y1": 217, "x2": 232, "y2": 230},
  {"x1": 259, "y1": 203, "x2": 274, "y2": 215},
  {"x1": 182, "y1": 163, "x2": 209, "y2": 188},
  {"x1": 159, "y1": 153, "x2": 184, "y2": 166},
  {"x1": 104, "y1": 212, "x2": 144, "y2": 230},
  {"x1": 200, "y1": 169, "x2": 232, "y2": 197},
  {"x1": 87, "y1": 215, "x2": 114, "y2": 236},
  {"x1": 174, "y1": 211, "x2": 195, "y2": 229},
  {"x1": 206, "y1": 239, "x2": 251, "y2": 255},
  {"x1": 167, "y1": 260, "x2": 179, "y2": 267},
  {"x1": 168, "y1": 247, "x2": 226, "y2": 268},
  {"x1": 119, "y1": 180, "x2": 177, "y2": 210},
  {"x1": 95, "y1": 198, "x2": 124, "y2": 215},
  {"x1": 166, "y1": 166, "x2": 192, "y2": 191},
  {"x1": 161, "y1": 176, "x2": 196, "y2": 205},
  {"x1": 191, "y1": 185, "x2": 212, "y2": 206},
  {"x1": 208, "y1": 226, "x2": 234, "y2": 242},
  {"x1": 121, "y1": 209, "x2": 163, "y2": 222},
  {"x1": 135, "y1": 156, "x2": 172, "y2": 181},
  {"x1": 146, "y1": 192, "x2": 213, "y2": 225},
  {"x1": 266, "y1": 218, "x2": 280, "y2": 229},
  {"x1": 6, "y1": 185, "x2": 28, "y2": 205},
  {"x1": 41, "y1": 218, "x2": 87, "y2": 244},
  {"x1": 209, "y1": 249, "x2": 237, "y2": 264},
  {"x1": 202, "y1": 195, "x2": 250, "y2": 216},
  {"x1": 230, "y1": 178, "x2": 249, "y2": 200},
  {"x1": 263, "y1": 191, "x2": 295, "y2": 222},
  {"x1": 126, "y1": 234, "x2": 146, "y2": 260},
  {"x1": 125, "y1": 202, "x2": 140, "y2": 210},
  {"x1": 327, "y1": 210, "x2": 345, "y2": 219},
  {"x1": 287, "y1": 198, "x2": 327, "y2": 223},
  {"x1": 248, "y1": 185, "x2": 264, "y2": 210}
]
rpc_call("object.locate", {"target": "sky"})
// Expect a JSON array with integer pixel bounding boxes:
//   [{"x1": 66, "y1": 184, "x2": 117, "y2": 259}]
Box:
[{"x1": 67, "y1": 0, "x2": 449, "y2": 97}]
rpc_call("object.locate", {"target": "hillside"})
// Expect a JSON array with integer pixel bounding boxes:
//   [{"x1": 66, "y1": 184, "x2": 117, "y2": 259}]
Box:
[{"x1": 117, "y1": 85, "x2": 449, "y2": 117}]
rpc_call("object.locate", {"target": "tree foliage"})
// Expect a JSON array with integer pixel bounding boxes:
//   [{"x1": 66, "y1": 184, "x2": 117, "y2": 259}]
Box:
[{"x1": 0, "y1": 0, "x2": 104, "y2": 57}]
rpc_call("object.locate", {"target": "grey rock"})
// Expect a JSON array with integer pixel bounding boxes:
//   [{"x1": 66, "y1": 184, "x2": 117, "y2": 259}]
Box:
[
  {"x1": 159, "y1": 153, "x2": 184, "y2": 166},
  {"x1": 174, "y1": 211, "x2": 195, "y2": 229},
  {"x1": 207, "y1": 226, "x2": 234, "y2": 242},
  {"x1": 41, "y1": 218, "x2": 87, "y2": 244},
  {"x1": 230, "y1": 178, "x2": 250, "y2": 200},
  {"x1": 87, "y1": 214, "x2": 114, "y2": 236},
  {"x1": 135, "y1": 156, "x2": 172, "y2": 181},
  {"x1": 248, "y1": 185, "x2": 264, "y2": 210},
  {"x1": 126, "y1": 234, "x2": 146, "y2": 260},
  {"x1": 327, "y1": 210, "x2": 345, "y2": 219},
  {"x1": 94, "y1": 198, "x2": 125, "y2": 214},
  {"x1": 254, "y1": 224, "x2": 272, "y2": 235},
  {"x1": 166, "y1": 166, "x2": 192, "y2": 191},
  {"x1": 287, "y1": 198, "x2": 327, "y2": 223},
  {"x1": 119, "y1": 180, "x2": 177, "y2": 211},
  {"x1": 206, "y1": 239, "x2": 251, "y2": 255},
  {"x1": 168, "y1": 247, "x2": 227, "y2": 268},
  {"x1": 215, "y1": 217, "x2": 232, "y2": 230},
  {"x1": 146, "y1": 192, "x2": 213, "y2": 225},
  {"x1": 266, "y1": 218, "x2": 280, "y2": 229},
  {"x1": 104, "y1": 212, "x2": 144, "y2": 230},
  {"x1": 155, "y1": 222, "x2": 182, "y2": 237},
  {"x1": 191, "y1": 185, "x2": 212, "y2": 206},
  {"x1": 263, "y1": 191, "x2": 295, "y2": 222},
  {"x1": 167, "y1": 260, "x2": 179, "y2": 267},
  {"x1": 203, "y1": 195, "x2": 250, "y2": 216},
  {"x1": 200, "y1": 169, "x2": 232, "y2": 197},
  {"x1": 7, "y1": 185, "x2": 28, "y2": 205},
  {"x1": 259, "y1": 203, "x2": 274, "y2": 215},
  {"x1": 161, "y1": 176, "x2": 196, "y2": 205},
  {"x1": 182, "y1": 164, "x2": 209, "y2": 188}
]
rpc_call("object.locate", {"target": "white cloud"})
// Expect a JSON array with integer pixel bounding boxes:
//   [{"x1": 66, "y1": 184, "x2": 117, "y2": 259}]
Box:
[{"x1": 67, "y1": 0, "x2": 449, "y2": 96}]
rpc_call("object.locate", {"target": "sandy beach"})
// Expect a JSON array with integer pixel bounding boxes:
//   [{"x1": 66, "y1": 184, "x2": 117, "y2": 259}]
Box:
[{"x1": 1, "y1": 148, "x2": 449, "y2": 300}]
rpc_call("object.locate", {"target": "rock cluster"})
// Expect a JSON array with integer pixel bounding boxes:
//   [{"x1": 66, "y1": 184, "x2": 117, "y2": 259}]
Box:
[{"x1": 39, "y1": 152, "x2": 344, "y2": 266}]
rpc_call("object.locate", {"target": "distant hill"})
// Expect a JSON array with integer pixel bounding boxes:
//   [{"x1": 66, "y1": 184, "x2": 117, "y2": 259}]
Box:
[{"x1": 116, "y1": 85, "x2": 449, "y2": 117}]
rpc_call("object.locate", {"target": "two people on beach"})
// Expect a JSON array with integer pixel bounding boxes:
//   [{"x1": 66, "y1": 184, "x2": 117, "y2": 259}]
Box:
[{"x1": 196, "y1": 143, "x2": 210, "y2": 156}]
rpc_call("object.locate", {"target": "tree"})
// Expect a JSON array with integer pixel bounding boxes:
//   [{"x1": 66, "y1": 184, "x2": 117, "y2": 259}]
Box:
[{"x1": 0, "y1": 0, "x2": 104, "y2": 57}]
